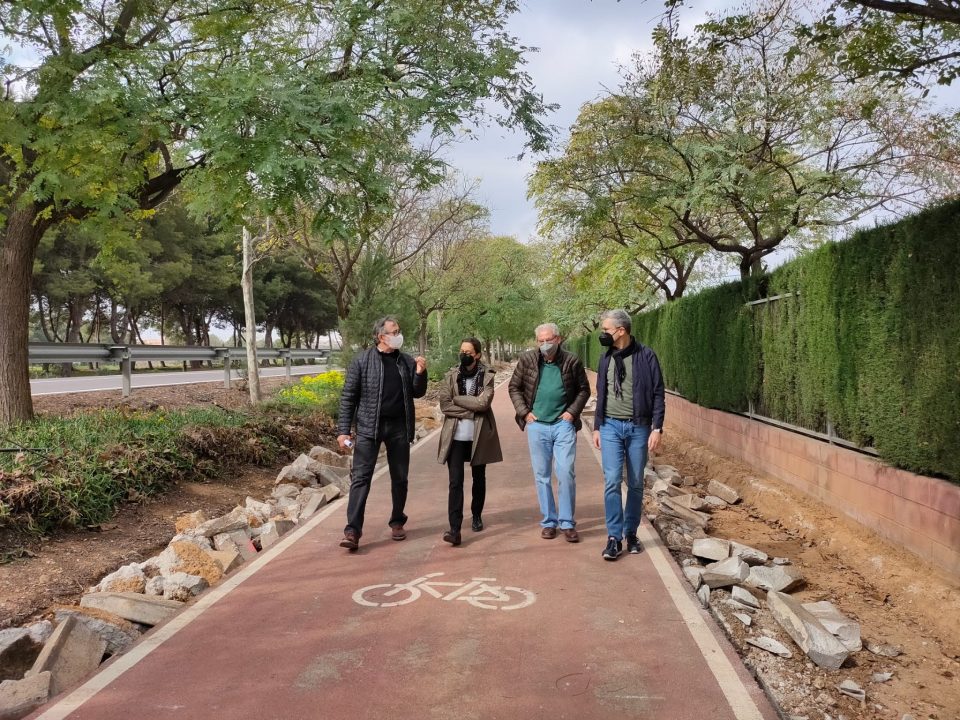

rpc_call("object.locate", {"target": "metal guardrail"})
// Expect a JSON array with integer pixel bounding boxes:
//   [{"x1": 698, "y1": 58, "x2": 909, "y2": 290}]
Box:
[{"x1": 28, "y1": 343, "x2": 334, "y2": 397}]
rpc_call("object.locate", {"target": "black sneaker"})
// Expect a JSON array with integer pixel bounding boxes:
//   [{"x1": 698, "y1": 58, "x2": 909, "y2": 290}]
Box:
[
  {"x1": 626, "y1": 535, "x2": 643, "y2": 554},
  {"x1": 602, "y1": 537, "x2": 622, "y2": 561}
]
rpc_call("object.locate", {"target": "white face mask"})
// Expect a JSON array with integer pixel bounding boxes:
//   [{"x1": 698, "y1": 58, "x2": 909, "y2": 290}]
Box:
[
  {"x1": 385, "y1": 333, "x2": 404, "y2": 350},
  {"x1": 539, "y1": 341, "x2": 556, "y2": 356}
]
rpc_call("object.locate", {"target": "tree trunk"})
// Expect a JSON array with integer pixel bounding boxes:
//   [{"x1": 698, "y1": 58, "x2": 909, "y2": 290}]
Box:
[
  {"x1": 418, "y1": 314, "x2": 429, "y2": 356},
  {"x1": 60, "y1": 298, "x2": 86, "y2": 376},
  {"x1": 242, "y1": 226, "x2": 262, "y2": 403},
  {"x1": 109, "y1": 300, "x2": 123, "y2": 343},
  {"x1": 0, "y1": 205, "x2": 48, "y2": 425},
  {"x1": 36, "y1": 293, "x2": 54, "y2": 342}
]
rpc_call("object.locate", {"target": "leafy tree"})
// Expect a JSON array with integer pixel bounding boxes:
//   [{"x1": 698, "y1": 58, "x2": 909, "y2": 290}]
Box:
[
  {"x1": 32, "y1": 223, "x2": 100, "y2": 344},
  {"x1": 448, "y1": 236, "x2": 542, "y2": 362},
  {"x1": 145, "y1": 201, "x2": 237, "y2": 348},
  {"x1": 531, "y1": 98, "x2": 707, "y2": 301},
  {"x1": 811, "y1": 1, "x2": 960, "y2": 86},
  {"x1": 659, "y1": 0, "x2": 960, "y2": 85},
  {"x1": 257, "y1": 254, "x2": 337, "y2": 349},
  {"x1": 533, "y1": 241, "x2": 657, "y2": 334},
  {"x1": 549, "y1": 2, "x2": 960, "y2": 282},
  {"x1": 0, "y1": 0, "x2": 552, "y2": 424},
  {"x1": 393, "y1": 179, "x2": 490, "y2": 354}
]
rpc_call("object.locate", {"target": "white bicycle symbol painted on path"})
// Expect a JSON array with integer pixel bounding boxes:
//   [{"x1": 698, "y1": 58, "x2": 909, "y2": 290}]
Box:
[{"x1": 353, "y1": 572, "x2": 536, "y2": 611}]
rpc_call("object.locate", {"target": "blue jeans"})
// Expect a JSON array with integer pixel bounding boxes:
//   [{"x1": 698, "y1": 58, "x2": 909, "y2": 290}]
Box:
[
  {"x1": 526, "y1": 420, "x2": 577, "y2": 529},
  {"x1": 600, "y1": 418, "x2": 650, "y2": 540}
]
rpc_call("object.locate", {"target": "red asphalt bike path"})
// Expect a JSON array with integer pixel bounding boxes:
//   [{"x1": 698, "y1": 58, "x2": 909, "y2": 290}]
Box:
[{"x1": 30, "y1": 383, "x2": 778, "y2": 720}]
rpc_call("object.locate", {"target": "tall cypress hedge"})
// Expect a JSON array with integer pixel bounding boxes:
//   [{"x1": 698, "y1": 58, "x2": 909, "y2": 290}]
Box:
[{"x1": 576, "y1": 201, "x2": 960, "y2": 482}]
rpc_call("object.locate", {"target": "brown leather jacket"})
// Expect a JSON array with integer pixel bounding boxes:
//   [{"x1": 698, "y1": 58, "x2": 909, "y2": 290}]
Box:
[{"x1": 508, "y1": 348, "x2": 590, "y2": 430}]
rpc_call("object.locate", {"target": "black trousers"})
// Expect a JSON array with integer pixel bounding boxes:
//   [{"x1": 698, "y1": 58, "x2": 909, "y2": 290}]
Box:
[
  {"x1": 345, "y1": 416, "x2": 409, "y2": 537},
  {"x1": 447, "y1": 439, "x2": 486, "y2": 532}
]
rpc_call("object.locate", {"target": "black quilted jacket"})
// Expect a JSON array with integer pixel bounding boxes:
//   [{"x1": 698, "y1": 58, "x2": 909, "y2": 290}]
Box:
[{"x1": 337, "y1": 347, "x2": 428, "y2": 441}]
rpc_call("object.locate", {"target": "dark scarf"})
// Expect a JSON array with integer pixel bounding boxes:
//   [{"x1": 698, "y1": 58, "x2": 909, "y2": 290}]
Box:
[
  {"x1": 608, "y1": 339, "x2": 637, "y2": 400},
  {"x1": 457, "y1": 362, "x2": 485, "y2": 397}
]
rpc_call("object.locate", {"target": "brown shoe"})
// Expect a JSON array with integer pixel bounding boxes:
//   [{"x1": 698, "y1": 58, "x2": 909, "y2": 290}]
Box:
[
  {"x1": 339, "y1": 530, "x2": 359, "y2": 551},
  {"x1": 563, "y1": 528, "x2": 580, "y2": 543},
  {"x1": 391, "y1": 525, "x2": 407, "y2": 541},
  {"x1": 541, "y1": 527, "x2": 557, "y2": 539},
  {"x1": 442, "y1": 530, "x2": 462, "y2": 546}
]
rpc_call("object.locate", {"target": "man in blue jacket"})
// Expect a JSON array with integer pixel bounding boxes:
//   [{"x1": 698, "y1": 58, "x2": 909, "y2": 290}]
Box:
[
  {"x1": 592, "y1": 309, "x2": 665, "y2": 560},
  {"x1": 336, "y1": 316, "x2": 428, "y2": 552}
]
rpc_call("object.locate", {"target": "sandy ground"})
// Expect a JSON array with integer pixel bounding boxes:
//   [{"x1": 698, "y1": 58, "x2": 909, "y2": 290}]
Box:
[{"x1": 651, "y1": 431, "x2": 960, "y2": 720}]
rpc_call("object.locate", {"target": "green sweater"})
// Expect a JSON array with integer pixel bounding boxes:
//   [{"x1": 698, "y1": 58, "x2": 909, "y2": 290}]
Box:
[{"x1": 532, "y1": 362, "x2": 566, "y2": 423}]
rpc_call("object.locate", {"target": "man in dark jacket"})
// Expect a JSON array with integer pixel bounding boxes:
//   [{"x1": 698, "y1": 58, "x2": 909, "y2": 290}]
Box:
[
  {"x1": 509, "y1": 322, "x2": 590, "y2": 542},
  {"x1": 336, "y1": 316, "x2": 428, "y2": 551},
  {"x1": 592, "y1": 309, "x2": 665, "y2": 560}
]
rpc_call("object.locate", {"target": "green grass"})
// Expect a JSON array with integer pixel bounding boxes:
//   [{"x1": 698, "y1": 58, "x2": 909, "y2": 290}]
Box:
[{"x1": 0, "y1": 397, "x2": 337, "y2": 535}]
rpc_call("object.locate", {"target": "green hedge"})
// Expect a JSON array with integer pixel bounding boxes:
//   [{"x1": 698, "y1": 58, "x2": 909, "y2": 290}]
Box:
[{"x1": 576, "y1": 201, "x2": 960, "y2": 482}]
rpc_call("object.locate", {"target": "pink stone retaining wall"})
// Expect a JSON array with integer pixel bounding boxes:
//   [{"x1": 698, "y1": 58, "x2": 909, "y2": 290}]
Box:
[{"x1": 665, "y1": 394, "x2": 960, "y2": 578}]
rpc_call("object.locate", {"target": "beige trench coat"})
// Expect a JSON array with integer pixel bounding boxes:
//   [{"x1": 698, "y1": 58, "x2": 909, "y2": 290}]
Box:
[{"x1": 437, "y1": 364, "x2": 503, "y2": 466}]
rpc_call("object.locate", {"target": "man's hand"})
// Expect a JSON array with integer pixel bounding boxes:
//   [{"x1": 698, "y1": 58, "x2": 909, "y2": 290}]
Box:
[
  {"x1": 592, "y1": 430, "x2": 601, "y2": 449},
  {"x1": 560, "y1": 411, "x2": 575, "y2": 423},
  {"x1": 648, "y1": 431, "x2": 662, "y2": 454},
  {"x1": 525, "y1": 412, "x2": 537, "y2": 423},
  {"x1": 415, "y1": 356, "x2": 427, "y2": 374},
  {"x1": 337, "y1": 434, "x2": 354, "y2": 451}
]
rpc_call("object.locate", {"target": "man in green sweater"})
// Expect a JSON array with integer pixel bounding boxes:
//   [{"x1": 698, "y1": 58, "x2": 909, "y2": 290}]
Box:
[{"x1": 509, "y1": 323, "x2": 591, "y2": 542}]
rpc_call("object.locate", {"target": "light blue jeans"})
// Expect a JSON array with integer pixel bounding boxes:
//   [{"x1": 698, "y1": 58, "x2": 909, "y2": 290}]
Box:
[
  {"x1": 600, "y1": 418, "x2": 651, "y2": 540},
  {"x1": 526, "y1": 420, "x2": 577, "y2": 529}
]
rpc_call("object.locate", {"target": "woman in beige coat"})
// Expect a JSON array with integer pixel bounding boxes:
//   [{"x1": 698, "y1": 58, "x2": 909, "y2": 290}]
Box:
[{"x1": 437, "y1": 337, "x2": 503, "y2": 546}]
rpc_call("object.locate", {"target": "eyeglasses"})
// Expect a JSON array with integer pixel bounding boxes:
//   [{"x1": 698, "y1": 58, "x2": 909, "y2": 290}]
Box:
[{"x1": 381, "y1": 329, "x2": 401, "y2": 336}]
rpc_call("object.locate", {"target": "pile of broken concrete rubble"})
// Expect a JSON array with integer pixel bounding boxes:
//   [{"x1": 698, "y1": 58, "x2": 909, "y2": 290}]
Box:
[
  {"x1": 0, "y1": 445, "x2": 350, "y2": 720},
  {"x1": 647, "y1": 462, "x2": 900, "y2": 714}
]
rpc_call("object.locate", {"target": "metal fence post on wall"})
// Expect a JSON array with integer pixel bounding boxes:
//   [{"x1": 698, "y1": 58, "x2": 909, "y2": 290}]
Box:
[
  {"x1": 121, "y1": 358, "x2": 132, "y2": 397},
  {"x1": 217, "y1": 349, "x2": 232, "y2": 389}
]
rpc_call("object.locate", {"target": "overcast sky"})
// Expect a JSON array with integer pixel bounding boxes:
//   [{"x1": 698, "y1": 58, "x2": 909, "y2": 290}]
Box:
[{"x1": 442, "y1": 0, "x2": 732, "y2": 242}]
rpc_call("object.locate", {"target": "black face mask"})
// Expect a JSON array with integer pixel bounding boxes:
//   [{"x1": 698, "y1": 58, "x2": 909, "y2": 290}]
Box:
[
  {"x1": 459, "y1": 353, "x2": 476, "y2": 367},
  {"x1": 598, "y1": 332, "x2": 615, "y2": 347}
]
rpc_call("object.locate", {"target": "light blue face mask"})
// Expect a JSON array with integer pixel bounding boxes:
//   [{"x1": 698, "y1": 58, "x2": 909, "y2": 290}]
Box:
[{"x1": 539, "y1": 341, "x2": 556, "y2": 356}]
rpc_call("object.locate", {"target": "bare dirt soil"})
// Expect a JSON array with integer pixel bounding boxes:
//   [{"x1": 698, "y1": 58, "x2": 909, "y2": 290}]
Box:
[
  {"x1": 0, "y1": 378, "x2": 327, "y2": 629},
  {"x1": 652, "y1": 430, "x2": 960, "y2": 720}
]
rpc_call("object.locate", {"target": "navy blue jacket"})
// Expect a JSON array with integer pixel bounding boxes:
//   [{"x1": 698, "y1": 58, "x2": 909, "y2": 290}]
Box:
[{"x1": 595, "y1": 341, "x2": 666, "y2": 430}]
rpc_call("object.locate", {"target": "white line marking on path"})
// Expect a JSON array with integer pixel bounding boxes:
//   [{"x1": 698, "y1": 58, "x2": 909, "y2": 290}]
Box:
[
  {"x1": 36, "y1": 425, "x2": 443, "y2": 720},
  {"x1": 352, "y1": 572, "x2": 536, "y2": 610},
  {"x1": 582, "y1": 426, "x2": 766, "y2": 720}
]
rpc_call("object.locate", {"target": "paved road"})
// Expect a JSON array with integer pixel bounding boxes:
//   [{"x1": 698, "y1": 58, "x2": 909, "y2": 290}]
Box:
[
  {"x1": 30, "y1": 365, "x2": 330, "y2": 396},
  {"x1": 30, "y1": 385, "x2": 778, "y2": 720}
]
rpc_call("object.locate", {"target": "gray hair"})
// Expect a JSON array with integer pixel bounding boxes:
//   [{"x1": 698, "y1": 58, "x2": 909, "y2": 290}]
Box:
[
  {"x1": 535, "y1": 322, "x2": 560, "y2": 338},
  {"x1": 600, "y1": 309, "x2": 632, "y2": 333},
  {"x1": 373, "y1": 315, "x2": 399, "y2": 339}
]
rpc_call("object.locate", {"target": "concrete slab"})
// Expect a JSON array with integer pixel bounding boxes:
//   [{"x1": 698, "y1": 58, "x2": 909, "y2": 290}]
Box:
[
  {"x1": 79, "y1": 593, "x2": 183, "y2": 627},
  {"x1": 0, "y1": 671, "x2": 50, "y2": 720},
  {"x1": 767, "y1": 591, "x2": 850, "y2": 670},
  {"x1": 29, "y1": 617, "x2": 106, "y2": 696}
]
